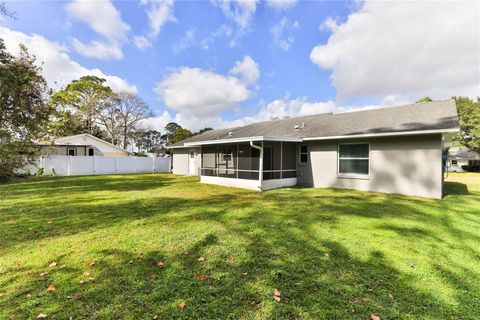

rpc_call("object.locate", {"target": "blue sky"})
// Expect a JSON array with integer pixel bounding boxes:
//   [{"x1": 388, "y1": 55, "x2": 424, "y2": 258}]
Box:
[{"x1": 0, "y1": 0, "x2": 478, "y2": 132}]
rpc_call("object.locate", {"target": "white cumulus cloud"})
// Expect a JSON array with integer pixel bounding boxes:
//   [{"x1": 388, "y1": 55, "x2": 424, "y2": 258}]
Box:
[
  {"x1": 65, "y1": 0, "x2": 130, "y2": 59},
  {"x1": 151, "y1": 56, "x2": 262, "y2": 130},
  {"x1": 141, "y1": 0, "x2": 176, "y2": 39},
  {"x1": 65, "y1": 0, "x2": 130, "y2": 42},
  {"x1": 310, "y1": 0, "x2": 480, "y2": 100},
  {"x1": 155, "y1": 67, "x2": 251, "y2": 116},
  {"x1": 72, "y1": 38, "x2": 123, "y2": 60},
  {"x1": 229, "y1": 55, "x2": 260, "y2": 85},
  {"x1": 0, "y1": 27, "x2": 136, "y2": 93}
]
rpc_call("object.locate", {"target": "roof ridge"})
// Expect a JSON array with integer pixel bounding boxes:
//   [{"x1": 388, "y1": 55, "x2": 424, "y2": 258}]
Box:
[{"x1": 195, "y1": 100, "x2": 455, "y2": 135}]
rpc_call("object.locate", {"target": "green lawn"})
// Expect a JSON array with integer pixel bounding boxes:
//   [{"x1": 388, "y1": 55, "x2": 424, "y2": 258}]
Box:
[{"x1": 0, "y1": 173, "x2": 479, "y2": 319}]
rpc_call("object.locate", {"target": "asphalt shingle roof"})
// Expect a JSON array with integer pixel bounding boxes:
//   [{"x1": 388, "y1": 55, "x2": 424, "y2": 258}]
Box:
[
  {"x1": 169, "y1": 99, "x2": 458, "y2": 147},
  {"x1": 448, "y1": 148, "x2": 480, "y2": 160}
]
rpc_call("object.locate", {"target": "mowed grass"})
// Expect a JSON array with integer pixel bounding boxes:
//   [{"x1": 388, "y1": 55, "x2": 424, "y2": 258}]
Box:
[{"x1": 0, "y1": 173, "x2": 479, "y2": 319}]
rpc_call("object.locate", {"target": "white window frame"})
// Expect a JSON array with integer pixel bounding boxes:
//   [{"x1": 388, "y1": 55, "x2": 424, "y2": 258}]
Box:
[
  {"x1": 299, "y1": 145, "x2": 308, "y2": 164},
  {"x1": 337, "y1": 143, "x2": 370, "y2": 179}
]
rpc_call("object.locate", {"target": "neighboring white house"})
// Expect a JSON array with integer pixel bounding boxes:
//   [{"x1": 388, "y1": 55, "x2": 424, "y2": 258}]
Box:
[
  {"x1": 35, "y1": 133, "x2": 131, "y2": 157},
  {"x1": 448, "y1": 148, "x2": 480, "y2": 172},
  {"x1": 168, "y1": 100, "x2": 459, "y2": 199}
]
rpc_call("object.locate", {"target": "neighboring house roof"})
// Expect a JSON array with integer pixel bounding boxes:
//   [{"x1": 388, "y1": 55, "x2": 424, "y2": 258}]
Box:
[
  {"x1": 448, "y1": 148, "x2": 480, "y2": 160},
  {"x1": 169, "y1": 99, "x2": 459, "y2": 147},
  {"x1": 33, "y1": 144, "x2": 93, "y2": 147},
  {"x1": 38, "y1": 133, "x2": 130, "y2": 153}
]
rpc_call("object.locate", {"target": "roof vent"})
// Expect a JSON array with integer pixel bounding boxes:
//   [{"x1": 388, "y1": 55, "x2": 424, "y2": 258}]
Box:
[
  {"x1": 294, "y1": 122, "x2": 305, "y2": 130},
  {"x1": 228, "y1": 131, "x2": 233, "y2": 136}
]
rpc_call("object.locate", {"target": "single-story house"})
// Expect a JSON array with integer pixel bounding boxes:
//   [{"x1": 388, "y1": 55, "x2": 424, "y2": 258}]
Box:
[
  {"x1": 448, "y1": 148, "x2": 480, "y2": 172},
  {"x1": 35, "y1": 133, "x2": 131, "y2": 157},
  {"x1": 168, "y1": 100, "x2": 459, "y2": 199}
]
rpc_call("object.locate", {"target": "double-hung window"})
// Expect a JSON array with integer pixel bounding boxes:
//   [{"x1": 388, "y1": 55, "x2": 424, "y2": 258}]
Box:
[
  {"x1": 299, "y1": 145, "x2": 308, "y2": 163},
  {"x1": 338, "y1": 143, "x2": 369, "y2": 175}
]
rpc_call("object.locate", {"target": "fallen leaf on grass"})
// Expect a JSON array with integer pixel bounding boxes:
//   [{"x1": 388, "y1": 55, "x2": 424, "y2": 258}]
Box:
[
  {"x1": 79, "y1": 280, "x2": 85, "y2": 284},
  {"x1": 194, "y1": 273, "x2": 209, "y2": 280},
  {"x1": 60, "y1": 264, "x2": 66, "y2": 269},
  {"x1": 47, "y1": 221, "x2": 52, "y2": 224},
  {"x1": 88, "y1": 277, "x2": 96, "y2": 281},
  {"x1": 273, "y1": 289, "x2": 281, "y2": 302},
  {"x1": 37, "y1": 314, "x2": 48, "y2": 318},
  {"x1": 198, "y1": 256, "x2": 205, "y2": 262},
  {"x1": 83, "y1": 271, "x2": 90, "y2": 276},
  {"x1": 40, "y1": 272, "x2": 48, "y2": 277},
  {"x1": 178, "y1": 301, "x2": 186, "y2": 309},
  {"x1": 388, "y1": 293, "x2": 394, "y2": 300},
  {"x1": 88, "y1": 261, "x2": 95, "y2": 267},
  {"x1": 153, "y1": 315, "x2": 159, "y2": 320},
  {"x1": 26, "y1": 293, "x2": 32, "y2": 298},
  {"x1": 46, "y1": 284, "x2": 56, "y2": 292},
  {"x1": 48, "y1": 262, "x2": 57, "y2": 268},
  {"x1": 242, "y1": 272, "x2": 248, "y2": 276},
  {"x1": 228, "y1": 254, "x2": 235, "y2": 262},
  {"x1": 128, "y1": 260, "x2": 133, "y2": 264},
  {"x1": 324, "y1": 253, "x2": 330, "y2": 257},
  {"x1": 371, "y1": 314, "x2": 380, "y2": 320},
  {"x1": 156, "y1": 261, "x2": 165, "y2": 268}
]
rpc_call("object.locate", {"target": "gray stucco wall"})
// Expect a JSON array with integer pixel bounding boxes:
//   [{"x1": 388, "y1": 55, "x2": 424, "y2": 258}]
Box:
[
  {"x1": 172, "y1": 147, "x2": 201, "y2": 175},
  {"x1": 296, "y1": 134, "x2": 443, "y2": 199}
]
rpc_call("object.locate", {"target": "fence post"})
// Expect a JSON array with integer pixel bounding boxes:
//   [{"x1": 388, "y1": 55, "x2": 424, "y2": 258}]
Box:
[{"x1": 68, "y1": 156, "x2": 72, "y2": 176}]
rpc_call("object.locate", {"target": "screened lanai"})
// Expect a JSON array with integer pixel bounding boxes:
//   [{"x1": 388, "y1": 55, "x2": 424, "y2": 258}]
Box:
[{"x1": 198, "y1": 141, "x2": 298, "y2": 191}]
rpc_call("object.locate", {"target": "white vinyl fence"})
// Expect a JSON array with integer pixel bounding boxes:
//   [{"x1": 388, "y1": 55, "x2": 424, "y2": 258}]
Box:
[{"x1": 34, "y1": 156, "x2": 170, "y2": 176}]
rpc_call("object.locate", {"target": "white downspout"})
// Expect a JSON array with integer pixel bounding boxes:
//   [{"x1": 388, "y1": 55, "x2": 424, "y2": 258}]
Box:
[{"x1": 250, "y1": 141, "x2": 263, "y2": 191}]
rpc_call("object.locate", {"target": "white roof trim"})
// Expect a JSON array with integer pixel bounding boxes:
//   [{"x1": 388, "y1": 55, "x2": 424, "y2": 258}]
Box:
[
  {"x1": 182, "y1": 136, "x2": 302, "y2": 147},
  {"x1": 54, "y1": 133, "x2": 130, "y2": 153},
  {"x1": 169, "y1": 128, "x2": 459, "y2": 148},
  {"x1": 302, "y1": 128, "x2": 459, "y2": 141}
]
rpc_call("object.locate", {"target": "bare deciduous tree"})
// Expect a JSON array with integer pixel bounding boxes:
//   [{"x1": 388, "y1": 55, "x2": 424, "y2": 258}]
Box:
[{"x1": 111, "y1": 92, "x2": 153, "y2": 150}]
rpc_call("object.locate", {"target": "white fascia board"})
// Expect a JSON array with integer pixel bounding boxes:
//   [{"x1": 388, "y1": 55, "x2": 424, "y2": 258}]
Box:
[
  {"x1": 171, "y1": 128, "x2": 459, "y2": 147},
  {"x1": 302, "y1": 128, "x2": 460, "y2": 141},
  {"x1": 183, "y1": 136, "x2": 302, "y2": 146}
]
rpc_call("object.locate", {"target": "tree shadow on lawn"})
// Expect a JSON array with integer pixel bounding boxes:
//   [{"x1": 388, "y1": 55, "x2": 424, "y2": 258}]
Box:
[
  {"x1": 1, "y1": 177, "x2": 479, "y2": 318},
  {"x1": 0, "y1": 173, "x2": 181, "y2": 198},
  {"x1": 1, "y1": 229, "x2": 466, "y2": 319}
]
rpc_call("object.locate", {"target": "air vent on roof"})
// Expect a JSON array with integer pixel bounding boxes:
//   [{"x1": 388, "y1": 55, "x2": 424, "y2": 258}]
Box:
[
  {"x1": 294, "y1": 122, "x2": 305, "y2": 130},
  {"x1": 228, "y1": 131, "x2": 233, "y2": 137}
]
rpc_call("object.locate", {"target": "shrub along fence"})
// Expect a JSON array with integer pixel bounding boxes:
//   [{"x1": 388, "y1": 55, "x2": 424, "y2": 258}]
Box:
[{"x1": 31, "y1": 156, "x2": 171, "y2": 176}]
